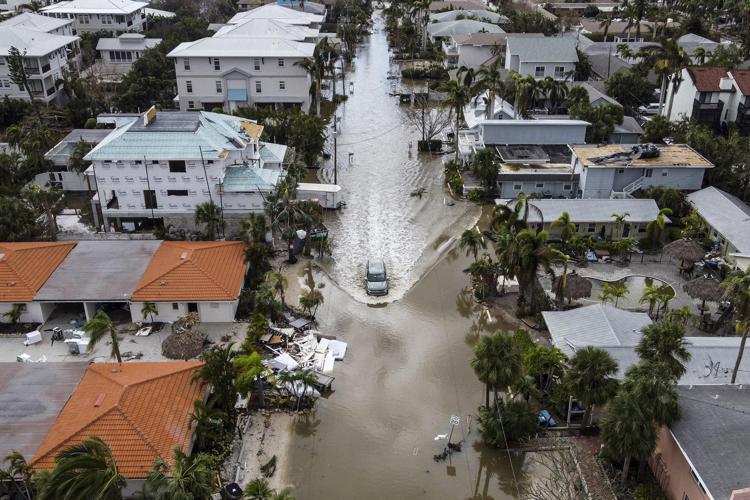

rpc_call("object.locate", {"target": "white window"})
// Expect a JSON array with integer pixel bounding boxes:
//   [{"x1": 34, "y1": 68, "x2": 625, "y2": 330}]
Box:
[
  {"x1": 183, "y1": 58, "x2": 190, "y2": 70},
  {"x1": 645, "y1": 169, "x2": 653, "y2": 178},
  {"x1": 186, "y1": 81, "x2": 192, "y2": 93},
  {"x1": 279, "y1": 80, "x2": 286, "y2": 90},
  {"x1": 214, "y1": 58, "x2": 221, "y2": 71},
  {"x1": 255, "y1": 81, "x2": 262, "y2": 93},
  {"x1": 661, "y1": 169, "x2": 668, "y2": 177},
  {"x1": 617, "y1": 169, "x2": 625, "y2": 174},
  {"x1": 554, "y1": 66, "x2": 565, "y2": 78},
  {"x1": 216, "y1": 80, "x2": 222, "y2": 93},
  {"x1": 172, "y1": 303, "x2": 179, "y2": 310},
  {"x1": 535, "y1": 66, "x2": 545, "y2": 78},
  {"x1": 587, "y1": 223, "x2": 596, "y2": 233},
  {"x1": 535, "y1": 183, "x2": 544, "y2": 188},
  {"x1": 278, "y1": 58, "x2": 284, "y2": 67},
  {"x1": 254, "y1": 58, "x2": 261, "y2": 71},
  {"x1": 187, "y1": 100, "x2": 195, "y2": 109},
  {"x1": 0, "y1": 58, "x2": 5, "y2": 66},
  {"x1": 513, "y1": 183, "x2": 522, "y2": 190},
  {"x1": 563, "y1": 184, "x2": 572, "y2": 190}
]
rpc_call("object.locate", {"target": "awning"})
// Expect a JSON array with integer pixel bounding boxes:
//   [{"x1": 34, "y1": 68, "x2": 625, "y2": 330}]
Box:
[{"x1": 227, "y1": 88, "x2": 248, "y2": 102}]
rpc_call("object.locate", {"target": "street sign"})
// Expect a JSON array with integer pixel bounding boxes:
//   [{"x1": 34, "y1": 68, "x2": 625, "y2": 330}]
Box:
[{"x1": 449, "y1": 415, "x2": 460, "y2": 426}]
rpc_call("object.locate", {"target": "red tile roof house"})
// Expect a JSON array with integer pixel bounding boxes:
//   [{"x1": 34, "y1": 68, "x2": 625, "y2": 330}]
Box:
[
  {"x1": 129, "y1": 241, "x2": 247, "y2": 323},
  {"x1": 31, "y1": 361, "x2": 207, "y2": 498},
  {"x1": 0, "y1": 242, "x2": 75, "y2": 324}
]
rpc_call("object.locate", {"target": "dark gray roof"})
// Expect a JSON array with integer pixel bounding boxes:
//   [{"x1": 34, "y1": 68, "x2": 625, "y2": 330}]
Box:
[
  {"x1": 687, "y1": 186, "x2": 750, "y2": 254},
  {"x1": 36, "y1": 240, "x2": 162, "y2": 302},
  {"x1": 586, "y1": 51, "x2": 632, "y2": 79},
  {"x1": 613, "y1": 116, "x2": 644, "y2": 135},
  {"x1": 506, "y1": 36, "x2": 578, "y2": 63},
  {"x1": 0, "y1": 362, "x2": 88, "y2": 459},
  {"x1": 671, "y1": 385, "x2": 750, "y2": 499}
]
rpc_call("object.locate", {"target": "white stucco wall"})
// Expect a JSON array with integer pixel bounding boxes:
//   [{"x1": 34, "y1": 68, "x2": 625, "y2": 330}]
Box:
[
  {"x1": 130, "y1": 301, "x2": 237, "y2": 323},
  {"x1": 0, "y1": 301, "x2": 54, "y2": 323}
]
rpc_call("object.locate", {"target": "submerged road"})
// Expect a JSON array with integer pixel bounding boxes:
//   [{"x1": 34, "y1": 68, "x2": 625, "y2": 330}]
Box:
[{"x1": 285, "y1": 12, "x2": 542, "y2": 499}]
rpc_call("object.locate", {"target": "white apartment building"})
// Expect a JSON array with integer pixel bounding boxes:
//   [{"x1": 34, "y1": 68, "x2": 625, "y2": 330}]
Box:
[
  {"x1": 0, "y1": 13, "x2": 80, "y2": 104},
  {"x1": 86, "y1": 108, "x2": 289, "y2": 232},
  {"x1": 505, "y1": 35, "x2": 578, "y2": 80},
  {"x1": 41, "y1": 0, "x2": 148, "y2": 36},
  {"x1": 169, "y1": 6, "x2": 322, "y2": 113},
  {"x1": 93, "y1": 33, "x2": 160, "y2": 80}
]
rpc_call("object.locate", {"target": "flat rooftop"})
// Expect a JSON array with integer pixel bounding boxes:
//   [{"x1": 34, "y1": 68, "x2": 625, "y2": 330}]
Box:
[
  {"x1": 0, "y1": 363, "x2": 88, "y2": 460},
  {"x1": 35, "y1": 240, "x2": 162, "y2": 302},
  {"x1": 572, "y1": 144, "x2": 713, "y2": 169}
]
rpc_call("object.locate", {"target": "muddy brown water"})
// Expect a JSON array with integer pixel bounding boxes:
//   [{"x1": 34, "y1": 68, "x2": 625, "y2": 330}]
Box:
[{"x1": 284, "y1": 12, "x2": 548, "y2": 499}]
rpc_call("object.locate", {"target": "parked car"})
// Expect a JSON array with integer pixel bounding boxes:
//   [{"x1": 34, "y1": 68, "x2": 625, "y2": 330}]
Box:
[
  {"x1": 365, "y1": 260, "x2": 389, "y2": 296},
  {"x1": 638, "y1": 103, "x2": 661, "y2": 115}
]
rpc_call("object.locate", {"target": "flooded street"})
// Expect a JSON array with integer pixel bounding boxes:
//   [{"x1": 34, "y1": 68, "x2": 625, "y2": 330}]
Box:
[{"x1": 284, "y1": 12, "x2": 546, "y2": 500}]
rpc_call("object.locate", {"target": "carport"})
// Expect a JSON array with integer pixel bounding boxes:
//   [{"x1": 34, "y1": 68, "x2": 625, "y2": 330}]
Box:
[{"x1": 35, "y1": 240, "x2": 162, "y2": 321}]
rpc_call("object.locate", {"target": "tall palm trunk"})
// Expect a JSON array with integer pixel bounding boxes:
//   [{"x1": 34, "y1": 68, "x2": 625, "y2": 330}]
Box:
[
  {"x1": 731, "y1": 327, "x2": 749, "y2": 384},
  {"x1": 622, "y1": 456, "x2": 632, "y2": 482},
  {"x1": 486, "y1": 91, "x2": 495, "y2": 121},
  {"x1": 454, "y1": 108, "x2": 460, "y2": 161}
]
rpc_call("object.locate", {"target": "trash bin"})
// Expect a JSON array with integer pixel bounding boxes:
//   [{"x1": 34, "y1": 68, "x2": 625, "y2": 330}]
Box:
[{"x1": 221, "y1": 483, "x2": 243, "y2": 500}]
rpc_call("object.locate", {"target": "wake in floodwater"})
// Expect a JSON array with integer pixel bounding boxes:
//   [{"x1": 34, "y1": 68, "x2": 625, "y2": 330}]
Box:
[{"x1": 315, "y1": 13, "x2": 476, "y2": 303}]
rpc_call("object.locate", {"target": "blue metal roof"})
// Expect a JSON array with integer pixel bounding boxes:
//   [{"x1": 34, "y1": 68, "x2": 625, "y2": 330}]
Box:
[{"x1": 221, "y1": 165, "x2": 282, "y2": 192}]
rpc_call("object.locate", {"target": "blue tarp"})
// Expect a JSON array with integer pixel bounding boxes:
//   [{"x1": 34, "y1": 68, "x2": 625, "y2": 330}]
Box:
[{"x1": 227, "y1": 88, "x2": 248, "y2": 102}]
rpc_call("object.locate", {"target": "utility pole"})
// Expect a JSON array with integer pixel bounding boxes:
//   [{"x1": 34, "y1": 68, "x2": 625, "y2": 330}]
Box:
[{"x1": 333, "y1": 116, "x2": 338, "y2": 185}]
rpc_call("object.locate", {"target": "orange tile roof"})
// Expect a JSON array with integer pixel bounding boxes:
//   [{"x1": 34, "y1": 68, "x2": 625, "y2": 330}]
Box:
[
  {"x1": 131, "y1": 241, "x2": 246, "y2": 302},
  {"x1": 0, "y1": 242, "x2": 76, "y2": 302},
  {"x1": 31, "y1": 362, "x2": 205, "y2": 478}
]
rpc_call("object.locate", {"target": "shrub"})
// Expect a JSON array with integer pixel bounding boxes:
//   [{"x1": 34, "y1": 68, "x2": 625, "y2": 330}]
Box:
[
  {"x1": 479, "y1": 400, "x2": 537, "y2": 446},
  {"x1": 633, "y1": 482, "x2": 668, "y2": 500},
  {"x1": 84, "y1": 117, "x2": 98, "y2": 129}
]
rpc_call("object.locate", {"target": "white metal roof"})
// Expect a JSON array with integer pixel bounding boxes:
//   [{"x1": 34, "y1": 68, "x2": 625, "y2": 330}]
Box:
[
  {"x1": 41, "y1": 0, "x2": 146, "y2": 15},
  {"x1": 227, "y1": 4, "x2": 324, "y2": 26},
  {"x1": 168, "y1": 36, "x2": 315, "y2": 58},
  {"x1": 96, "y1": 35, "x2": 161, "y2": 51},
  {"x1": 495, "y1": 198, "x2": 664, "y2": 224},
  {"x1": 506, "y1": 35, "x2": 578, "y2": 63},
  {"x1": 426, "y1": 19, "x2": 504, "y2": 38},
  {"x1": 688, "y1": 186, "x2": 750, "y2": 254},
  {"x1": 0, "y1": 26, "x2": 78, "y2": 57},
  {"x1": 0, "y1": 12, "x2": 72, "y2": 33},
  {"x1": 213, "y1": 17, "x2": 318, "y2": 40},
  {"x1": 297, "y1": 182, "x2": 342, "y2": 193},
  {"x1": 542, "y1": 303, "x2": 651, "y2": 356}
]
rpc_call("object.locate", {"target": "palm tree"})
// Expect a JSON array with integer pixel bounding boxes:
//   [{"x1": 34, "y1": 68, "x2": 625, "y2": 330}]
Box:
[
  {"x1": 194, "y1": 201, "x2": 224, "y2": 241},
  {"x1": 299, "y1": 288, "x2": 324, "y2": 318},
  {"x1": 465, "y1": 254, "x2": 499, "y2": 299},
  {"x1": 640, "y1": 280, "x2": 661, "y2": 318},
  {"x1": 240, "y1": 213, "x2": 268, "y2": 245},
  {"x1": 2, "y1": 303, "x2": 26, "y2": 324},
  {"x1": 600, "y1": 386, "x2": 658, "y2": 481},
  {"x1": 646, "y1": 207, "x2": 672, "y2": 249},
  {"x1": 190, "y1": 400, "x2": 226, "y2": 451},
  {"x1": 437, "y1": 79, "x2": 471, "y2": 160},
  {"x1": 408, "y1": 0, "x2": 433, "y2": 53},
  {"x1": 599, "y1": 6, "x2": 619, "y2": 42},
  {"x1": 194, "y1": 344, "x2": 238, "y2": 415},
  {"x1": 144, "y1": 448, "x2": 214, "y2": 500},
  {"x1": 722, "y1": 269, "x2": 750, "y2": 384},
  {"x1": 636, "y1": 319, "x2": 691, "y2": 382},
  {"x1": 245, "y1": 478, "x2": 274, "y2": 500},
  {"x1": 550, "y1": 211, "x2": 576, "y2": 248},
  {"x1": 0, "y1": 450, "x2": 33, "y2": 500},
  {"x1": 692, "y1": 47, "x2": 711, "y2": 65},
  {"x1": 600, "y1": 281, "x2": 628, "y2": 307},
  {"x1": 566, "y1": 347, "x2": 619, "y2": 428},
  {"x1": 295, "y1": 57, "x2": 322, "y2": 116},
  {"x1": 296, "y1": 370, "x2": 318, "y2": 410},
  {"x1": 515, "y1": 229, "x2": 563, "y2": 315},
  {"x1": 83, "y1": 310, "x2": 122, "y2": 363},
  {"x1": 470, "y1": 330, "x2": 523, "y2": 408},
  {"x1": 140, "y1": 302, "x2": 158, "y2": 324},
  {"x1": 39, "y1": 436, "x2": 125, "y2": 500},
  {"x1": 638, "y1": 38, "x2": 690, "y2": 116},
  {"x1": 474, "y1": 57, "x2": 505, "y2": 120},
  {"x1": 610, "y1": 212, "x2": 630, "y2": 240},
  {"x1": 264, "y1": 271, "x2": 288, "y2": 308},
  {"x1": 459, "y1": 228, "x2": 486, "y2": 261}
]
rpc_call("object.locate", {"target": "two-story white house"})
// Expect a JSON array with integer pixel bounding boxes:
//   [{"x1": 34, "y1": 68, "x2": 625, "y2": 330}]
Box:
[
  {"x1": 85, "y1": 107, "x2": 289, "y2": 232},
  {"x1": 41, "y1": 0, "x2": 147, "y2": 36},
  {"x1": 0, "y1": 13, "x2": 80, "y2": 104},
  {"x1": 505, "y1": 35, "x2": 578, "y2": 80},
  {"x1": 227, "y1": 3, "x2": 324, "y2": 29},
  {"x1": 571, "y1": 143, "x2": 713, "y2": 199},
  {"x1": 663, "y1": 66, "x2": 750, "y2": 133}
]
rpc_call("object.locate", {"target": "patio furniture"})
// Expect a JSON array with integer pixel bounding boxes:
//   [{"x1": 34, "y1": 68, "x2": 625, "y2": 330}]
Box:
[
  {"x1": 135, "y1": 326, "x2": 152, "y2": 337},
  {"x1": 16, "y1": 353, "x2": 32, "y2": 363},
  {"x1": 23, "y1": 330, "x2": 42, "y2": 346}
]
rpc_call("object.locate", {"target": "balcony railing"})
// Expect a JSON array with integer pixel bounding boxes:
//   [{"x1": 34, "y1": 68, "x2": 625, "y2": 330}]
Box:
[
  {"x1": 24, "y1": 66, "x2": 40, "y2": 75},
  {"x1": 693, "y1": 99, "x2": 722, "y2": 111},
  {"x1": 41, "y1": 64, "x2": 51, "y2": 73}
]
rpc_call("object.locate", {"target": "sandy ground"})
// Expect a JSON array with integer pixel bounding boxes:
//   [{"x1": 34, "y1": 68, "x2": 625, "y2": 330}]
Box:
[{"x1": 233, "y1": 412, "x2": 296, "y2": 492}]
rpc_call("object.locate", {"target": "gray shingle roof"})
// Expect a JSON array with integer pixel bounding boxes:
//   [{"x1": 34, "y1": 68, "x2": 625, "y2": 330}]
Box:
[
  {"x1": 542, "y1": 304, "x2": 651, "y2": 356},
  {"x1": 670, "y1": 385, "x2": 750, "y2": 500},
  {"x1": 506, "y1": 36, "x2": 578, "y2": 63},
  {"x1": 496, "y1": 198, "x2": 662, "y2": 224},
  {"x1": 687, "y1": 186, "x2": 750, "y2": 254}
]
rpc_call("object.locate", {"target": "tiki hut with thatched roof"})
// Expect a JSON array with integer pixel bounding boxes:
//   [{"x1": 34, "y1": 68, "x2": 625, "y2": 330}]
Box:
[
  {"x1": 683, "y1": 275, "x2": 724, "y2": 310},
  {"x1": 553, "y1": 270, "x2": 593, "y2": 305},
  {"x1": 664, "y1": 239, "x2": 706, "y2": 268}
]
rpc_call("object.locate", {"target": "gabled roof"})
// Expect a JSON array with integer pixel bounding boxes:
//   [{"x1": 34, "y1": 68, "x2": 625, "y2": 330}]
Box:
[
  {"x1": 687, "y1": 186, "x2": 750, "y2": 254},
  {"x1": 686, "y1": 66, "x2": 733, "y2": 92},
  {"x1": 228, "y1": 4, "x2": 324, "y2": 25},
  {"x1": 452, "y1": 32, "x2": 511, "y2": 47},
  {"x1": 31, "y1": 362, "x2": 205, "y2": 478},
  {"x1": 0, "y1": 242, "x2": 75, "y2": 302},
  {"x1": 506, "y1": 35, "x2": 578, "y2": 63},
  {"x1": 0, "y1": 26, "x2": 79, "y2": 57},
  {"x1": 427, "y1": 19, "x2": 504, "y2": 38},
  {"x1": 213, "y1": 17, "x2": 319, "y2": 40},
  {"x1": 731, "y1": 69, "x2": 750, "y2": 96},
  {"x1": 542, "y1": 303, "x2": 651, "y2": 356},
  {"x1": 41, "y1": 0, "x2": 147, "y2": 15},
  {"x1": 168, "y1": 36, "x2": 315, "y2": 58},
  {"x1": 430, "y1": 9, "x2": 508, "y2": 24},
  {"x1": 496, "y1": 198, "x2": 662, "y2": 224},
  {"x1": 131, "y1": 242, "x2": 246, "y2": 302},
  {"x1": 429, "y1": 0, "x2": 487, "y2": 11},
  {"x1": 0, "y1": 12, "x2": 73, "y2": 33},
  {"x1": 96, "y1": 34, "x2": 161, "y2": 51}
]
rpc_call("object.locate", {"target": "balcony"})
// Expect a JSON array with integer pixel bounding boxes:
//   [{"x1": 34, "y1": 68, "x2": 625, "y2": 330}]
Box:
[
  {"x1": 692, "y1": 99, "x2": 723, "y2": 130},
  {"x1": 24, "y1": 66, "x2": 40, "y2": 75},
  {"x1": 41, "y1": 64, "x2": 50, "y2": 73},
  {"x1": 738, "y1": 102, "x2": 750, "y2": 133}
]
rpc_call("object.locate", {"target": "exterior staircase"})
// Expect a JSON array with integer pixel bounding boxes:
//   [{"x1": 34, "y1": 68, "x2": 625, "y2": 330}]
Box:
[{"x1": 610, "y1": 176, "x2": 645, "y2": 199}]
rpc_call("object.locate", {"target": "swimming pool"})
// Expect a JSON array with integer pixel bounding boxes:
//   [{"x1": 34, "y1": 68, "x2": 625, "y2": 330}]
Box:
[{"x1": 586, "y1": 276, "x2": 675, "y2": 311}]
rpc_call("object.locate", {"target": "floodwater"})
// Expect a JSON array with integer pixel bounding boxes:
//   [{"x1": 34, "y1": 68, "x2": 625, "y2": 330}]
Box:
[{"x1": 284, "y1": 11, "x2": 548, "y2": 500}]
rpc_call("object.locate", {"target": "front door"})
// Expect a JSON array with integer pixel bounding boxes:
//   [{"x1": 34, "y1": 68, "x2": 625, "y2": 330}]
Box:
[{"x1": 187, "y1": 303, "x2": 198, "y2": 313}]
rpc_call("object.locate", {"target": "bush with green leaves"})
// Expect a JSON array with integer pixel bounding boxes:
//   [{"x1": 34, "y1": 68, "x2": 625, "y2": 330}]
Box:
[{"x1": 478, "y1": 400, "x2": 537, "y2": 446}]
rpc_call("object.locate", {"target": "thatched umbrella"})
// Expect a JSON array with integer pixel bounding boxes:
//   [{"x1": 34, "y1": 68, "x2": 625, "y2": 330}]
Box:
[
  {"x1": 552, "y1": 271, "x2": 592, "y2": 304},
  {"x1": 162, "y1": 329, "x2": 206, "y2": 360},
  {"x1": 683, "y1": 275, "x2": 724, "y2": 311},
  {"x1": 663, "y1": 239, "x2": 706, "y2": 268}
]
